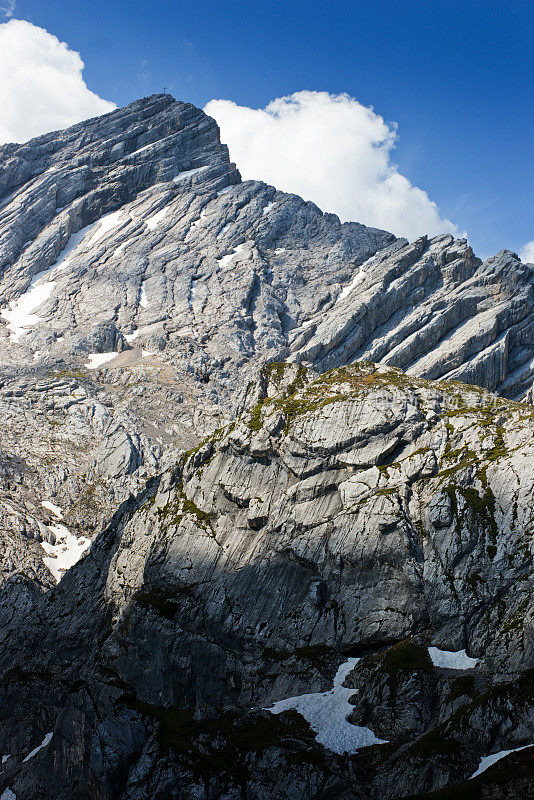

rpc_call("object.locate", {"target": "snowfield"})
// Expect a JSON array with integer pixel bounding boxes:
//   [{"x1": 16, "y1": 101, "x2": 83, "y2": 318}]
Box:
[
  {"x1": 85, "y1": 352, "x2": 117, "y2": 369},
  {"x1": 268, "y1": 658, "x2": 388, "y2": 754},
  {"x1": 428, "y1": 647, "x2": 479, "y2": 669},
  {"x1": 470, "y1": 745, "x2": 533, "y2": 778},
  {"x1": 41, "y1": 523, "x2": 91, "y2": 582},
  {"x1": 1, "y1": 209, "x2": 126, "y2": 342}
]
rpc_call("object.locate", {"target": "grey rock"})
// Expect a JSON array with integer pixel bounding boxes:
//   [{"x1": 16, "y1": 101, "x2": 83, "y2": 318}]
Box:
[
  {"x1": 0, "y1": 94, "x2": 533, "y2": 800},
  {"x1": 0, "y1": 362, "x2": 533, "y2": 798}
]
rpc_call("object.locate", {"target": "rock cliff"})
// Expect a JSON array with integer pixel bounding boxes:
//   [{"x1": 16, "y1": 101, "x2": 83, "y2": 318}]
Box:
[{"x1": 0, "y1": 95, "x2": 533, "y2": 799}]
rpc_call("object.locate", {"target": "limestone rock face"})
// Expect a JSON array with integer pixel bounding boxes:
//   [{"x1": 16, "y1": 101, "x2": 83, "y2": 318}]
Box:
[
  {"x1": 0, "y1": 94, "x2": 395, "y2": 599},
  {"x1": 346, "y1": 641, "x2": 440, "y2": 740},
  {"x1": 293, "y1": 237, "x2": 534, "y2": 400},
  {"x1": 0, "y1": 363, "x2": 533, "y2": 799},
  {"x1": 0, "y1": 96, "x2": 534, "y2": 800}
]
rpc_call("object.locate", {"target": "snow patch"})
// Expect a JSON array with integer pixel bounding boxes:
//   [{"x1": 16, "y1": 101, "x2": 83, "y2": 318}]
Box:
[
  {"x1": 336, "y1": 255, "x2": 375, "y2": 304},
  {"x1": 189, "y1": 278, "x2": 197, "y2": 303},
  {"x1": 145, "y1": 207, "x2": 169, "y2": 231},
  {"x1": 470, "y1": 745, "x2": 533, "y2": 778},
  {"x1": 262, "y1": 201, "x2": 275, "y2": 216},
  {"x1": 268, "y1": 658, "x2": 387, "y2": 754},
  {"x1": 190, "y1": 209, "x2": 208, "y2": 230},
  {"x1": 140, "y1": 282, "x2": 149, "y2": 308},
  {"x1": 173, "y1": 166, "x2": 210, "y2": 182},
  {"x1": 274, "y1": 247, "x2": 286, "y2": 254},
  {"x1": 124, "y1": 330, "x2": 139, "y2": 343},
  {"x1": 124, "y1": 141, "x2": 157, "y2": 158},
  {"x1": 217, "y1": 243, "x2": 247, "y2": 268},
  {"x1": 85, "y1": 210, "x2": 124, "y2": 247},
  {"x1": 1, "y1": 209, "x2": 126, "y2": 342},
  {"x1": 428, "y1": 648, "x2": 479, "y2": 670},
  {"x1": 0, "y1": 221, "x2": 98, "y2": 341},
  {"x1": 41, "y1": 524, "x2": 91, "y2": 582},
  {"x1": 142, "y1": 350, "x2": 155, "y2": 358},
  {"x1": 42, "y1": 501, "x2": 63, "y2": 519},
  {"x1": 2, "y1": 755, "x2": 9, "y2": 764},
  {"x1": 85, "y1": 352, "x2": 117, "y2": 370},
  {"x1": 22, "y1": 732, "x2": 53, "y2": 763},
  {"x1": 217, "y1": 186, "x2": 233, "y2": 196}
]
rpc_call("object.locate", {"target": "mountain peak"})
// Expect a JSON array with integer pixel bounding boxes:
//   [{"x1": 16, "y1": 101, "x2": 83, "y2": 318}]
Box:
[{"x1": 0, "y1": 94, "x2": 241, "y2": 292}]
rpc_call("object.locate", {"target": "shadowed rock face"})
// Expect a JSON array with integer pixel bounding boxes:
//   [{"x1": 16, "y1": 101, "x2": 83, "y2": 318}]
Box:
[
  {"x1": 0, "y1": 96, "x2": 534, "y2": 799},
  {"x1": 0, "y1": 363, "x2": 534, "y2": 799}
]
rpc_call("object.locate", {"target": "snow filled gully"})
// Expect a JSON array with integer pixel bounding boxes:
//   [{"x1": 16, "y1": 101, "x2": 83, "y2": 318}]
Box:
[
  {"x1": 0, "y1": 732, "x2": 54, "y2": 800},
  {"x1": 470, "y1": 745, "x2": 534, "y2": 779},
  {"x1": 1, "y1": 209, "x2": 126, "y2": 342},
  {"x1": 268, "y1": 657, "x2": 387, "y2": 754},
  {"x1": 266, "y1": 648, "x2": 481, "y2": 755},
  {"x1": 40, "y1": 501, "x2": 91, "y2": 583}
]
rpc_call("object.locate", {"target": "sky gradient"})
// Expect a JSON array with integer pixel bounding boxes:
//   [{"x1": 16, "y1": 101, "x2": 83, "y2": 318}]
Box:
[{"x1": 3, "y1": 0, "x2": 534, "y2": 257}]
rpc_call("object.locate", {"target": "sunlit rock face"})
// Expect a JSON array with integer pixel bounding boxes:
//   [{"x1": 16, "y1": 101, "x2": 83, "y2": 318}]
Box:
[{"x1": 0, "y1": 96, "x2": 533, "y2": 800}]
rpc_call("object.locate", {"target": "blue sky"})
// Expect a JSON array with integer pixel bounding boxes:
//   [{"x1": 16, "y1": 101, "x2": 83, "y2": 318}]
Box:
[{"x1": 4, "y1": 0, "x2": 534, "y2": 257}]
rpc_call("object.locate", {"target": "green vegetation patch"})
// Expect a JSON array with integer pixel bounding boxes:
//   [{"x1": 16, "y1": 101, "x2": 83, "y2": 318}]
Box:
[
  {"x1": 399, "y1": 720, "x2": 462, "y2": 762},
  {"x1": 446, "y1": 675, "x2": 476, "y2": 705},
  {"x1": 134, "y1": 585, "x2": 196, "y2": 620},
  {"x1": 363, "y1": 639, "x2": 435, "y2": 680},
  {"x1": 261, "y1": 644, "x2": 334, "y2": 672},
  {"x1": 443, "y1": 483, "x2": 498, "y2": 545},
  {"x1": 127, "y1": 701, "x2": 318, "y2": 779},
  {"x1": 244, "y1": 361, "x2": 419, "y2": 433},
  {"x1": 157, "y1": 480, "x2": 215, "y2": 533}
]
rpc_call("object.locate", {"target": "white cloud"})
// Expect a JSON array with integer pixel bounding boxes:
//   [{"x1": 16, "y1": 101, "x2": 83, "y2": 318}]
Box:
[
  {"x1": 138, "y1": 58, "x2": 151, "y2": 89},
  {"x1": 1, "y1": 0, "x2": 16, "y2": 18},
  {"x1": 519, "y1": 241, "x2": 534, "y2": 264},
  {"x1": 0, "y1": 30, "x2": 460, "y2": 245},
  {"x1": 0, "y1": 19, "x2": 115, "y2": 146},
  {"x1": 206, "y1": 91, "x2": 459, "y2": 241}
]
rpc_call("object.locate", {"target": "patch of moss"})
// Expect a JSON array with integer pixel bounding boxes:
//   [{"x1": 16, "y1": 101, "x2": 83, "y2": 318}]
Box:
[
  {"x1": 443, "y1": 483, "x2": 498, "y2": 547},
  {"x1": 134, "y1": 586, "x2": 196, "y2": 620},
  {"x1": 261, "y1": 644, "x2": 333, "y2": 671},
  {"x1": 364, "y1": 639, "x2": 434, "y2": 683},
  {"x1": 46, "y1": 367, "x2": 90, "y2": 381},
  {"x1": 400, "y1": 724, "x2": 462, "y2": 761},
  {"x1": 446, "y1": 675, "x2": 476, "y2": 705},
  {"x1": 373, "y1": 487, "x2": 398, "y2": 497},
  {"x1": 294, "y1": 645, "x2": 333, "y2": 670},
  {"x1": 247, "y1": 399, "x2": 265, "y2": 432},
  {"x1": 485, "y1": 423, "x2": 507, "y2": 461},
  {"x1": 127, "y1": 702, "x2": 316, "y2": 779},
  {"x1": 157, "y1": 481, "x2": 215, "y2": 534},
  {"x1": 500, "y1": 598, "x2": 530, "y2": 635}
]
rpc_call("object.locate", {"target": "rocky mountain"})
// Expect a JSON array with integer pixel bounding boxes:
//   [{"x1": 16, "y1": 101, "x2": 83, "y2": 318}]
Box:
[{"x1": 0, "y1": 94, "x2": 533, "y2": 799}]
